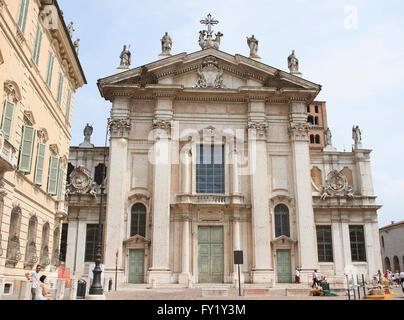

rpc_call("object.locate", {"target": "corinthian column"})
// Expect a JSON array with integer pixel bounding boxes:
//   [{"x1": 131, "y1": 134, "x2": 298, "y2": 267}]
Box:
[{"x1": 289, "y1": 100, "x2": 318, "y2": 280}]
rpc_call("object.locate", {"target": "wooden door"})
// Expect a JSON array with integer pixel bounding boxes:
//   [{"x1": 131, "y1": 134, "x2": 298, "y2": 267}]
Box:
[{"x1": 198, "y1": 226, "x2": 224, "y2": 283}]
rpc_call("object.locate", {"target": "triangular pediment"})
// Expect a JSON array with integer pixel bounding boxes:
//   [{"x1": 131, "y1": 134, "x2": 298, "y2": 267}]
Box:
[
  {"x1": 271, "y1": 235, "x2": 297, "y2": 245},
  {"x1": 123, "y1": 234, "x2": 150, "y2": 246},
  {"x1": 98, "y1": 49, "x2": 321, "y2": 101}
]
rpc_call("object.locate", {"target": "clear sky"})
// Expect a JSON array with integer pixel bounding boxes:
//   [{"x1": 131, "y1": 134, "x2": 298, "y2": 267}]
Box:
[{"x1": 58, "y1": 0, "x2": 404, "y2": 228}]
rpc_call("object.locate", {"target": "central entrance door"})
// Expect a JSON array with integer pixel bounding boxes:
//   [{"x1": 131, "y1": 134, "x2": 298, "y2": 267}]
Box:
[
  {"x1": 128, "y1": 249, "x2": 144, "y2": 283},
  {"x1": 277, "y1": 250, "x2": 292, "y2": 283},
  {"x1": 198, "y1": 226, "x2": 224, "y2": 283}
]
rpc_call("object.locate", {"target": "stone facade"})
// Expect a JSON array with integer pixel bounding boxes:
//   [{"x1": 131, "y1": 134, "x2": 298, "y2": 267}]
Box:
[
  {"x1": 379, "y1": 221, "x2": 404, "y2": 273},
  {"x1": 0, "y1": 0, "x2": 85, "y2": 298},
  {"x1": 64, "y1": 47, "x2": 382, "y2": 288}
]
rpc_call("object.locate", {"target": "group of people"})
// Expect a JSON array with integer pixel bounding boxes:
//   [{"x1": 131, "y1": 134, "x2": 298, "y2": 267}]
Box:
[
  {"x1": 377, "y1": 269, "x2": 404, "y2": 287},
  {"x1": 25, "y1": 264, "x2": 51, "y2": 300}
]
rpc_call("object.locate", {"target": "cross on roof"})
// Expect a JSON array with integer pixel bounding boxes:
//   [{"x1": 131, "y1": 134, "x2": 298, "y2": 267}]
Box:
[{"x1": 200, "y1": 13, "x2": 219, "y2": 36}]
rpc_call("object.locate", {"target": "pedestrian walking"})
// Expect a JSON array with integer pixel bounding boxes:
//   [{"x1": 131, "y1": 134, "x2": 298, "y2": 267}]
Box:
[
  {"x1": 400, "y1": 270, "x2": 404, "y2": 284},
  {"x1": 312, "y1": 269, "x2": 320, "y2": 288},
  {"x1": 35, "y1": 275, "x2": 50, "y2": 300},
  {"x1": 25, "y1": 264, "x2": 41, "y2": 300},
  {"x1": 295, "y1": 267, "x2": 300, "y2": 284}
]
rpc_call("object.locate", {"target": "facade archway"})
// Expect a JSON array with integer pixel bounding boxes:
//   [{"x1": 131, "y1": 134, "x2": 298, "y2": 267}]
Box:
[
  {"x1": 384, "y1": 257, "x2": 391, "y2": 271},
  {"x1": 130, "y1": 203, "x2": 146, "y2": 237}
]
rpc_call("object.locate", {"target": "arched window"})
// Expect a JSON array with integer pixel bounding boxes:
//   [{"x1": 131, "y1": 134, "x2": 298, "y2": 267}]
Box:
[
  {"x1": 314, "y1": 117, "x2": 319, "y2": 125},
  {"x1": 130, "y1": 203, "x2": 146, "y2": 237},
  {"x1": 24, "y1": 216, "x2": 38, "y2": 269},
  {"x1": 315, "y1": 135, "x2": 320, "y2": 144},
  {"x1": 393, "y1": 256, "x2": 400, "y2": 273},
  {"x1": 310, "y1": 135, "x2": 315, "y2": 144},
  {"x1": 307, "y1": 115, "x2": 314, "y2": 125},
  {"x1": 274, "y1": 204, "x2": 290, "y2": 238}
]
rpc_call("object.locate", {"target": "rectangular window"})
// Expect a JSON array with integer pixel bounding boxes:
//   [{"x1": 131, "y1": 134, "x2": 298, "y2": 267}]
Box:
[
  {"x1": 349, "y1": 225, "x2": 366, "y2": 262},
  {"x1": 65, "y1": 89, "x2": 71, "y2": 119},
  {"x1": 18, "y1": 125, "x2": 36, "y2": 173},
  {"x1": 1, "y1": 100, "x2": 16, "y2": 141},
  {"x1": 59, "y1": 223, "x2": 68, "y2": 263},
  {"x1": 85, "y1": 224, "x2": 103, "y2": 262},
  {"x1": 47, "y1": 156, "x2": 59, "y2": 195},
  {"x1": 32, "y1": 24, "x2": 43, "y2": 66},
  {"x1": 17, "y1": 0, "x2": 30, "y2": 33},
  {"x1": 46, "y1": 51, "x2": 54, "y2": 87},
  {"x1": 196, "y1": 144, "x2": 225, "y2": 194},
  {"x1": 34, "y1": 143, "x2": 46, "y2": 185},
  {"x1": 56, "y1": 72, "x2": 64, "y2": 105},
  {"x1": 316, "y1": 226, "x2": 334, "y2": 262}
]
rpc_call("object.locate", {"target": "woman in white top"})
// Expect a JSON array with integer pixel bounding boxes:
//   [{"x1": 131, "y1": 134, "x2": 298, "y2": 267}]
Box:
[{"x1": 35, "y1": 275, "x2": 49, "y2": 300}]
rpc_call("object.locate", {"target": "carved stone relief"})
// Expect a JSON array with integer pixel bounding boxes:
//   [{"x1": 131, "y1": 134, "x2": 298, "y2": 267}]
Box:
[
  {"x1": 194, "y1": 57, "x2": 225, "y2": 89},
  {"x1": 320, "y1": 169, "x2": 354, "y2": 200},
  {"x1": 66, "y1": 166, "x2": 97, "y2": 197}
]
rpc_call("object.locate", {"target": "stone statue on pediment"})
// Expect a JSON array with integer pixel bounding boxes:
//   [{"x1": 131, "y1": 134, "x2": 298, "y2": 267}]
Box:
[
  {"x1": 352, "y1": 125, "x2": 362, "y2": 147},
  {"x1": 74, "y1": 38, "x2": 80, "y2": 55},
  {"x1": 288, "y1": 50, "x2": 299, "y2": 73},
  {"x1": 161, "y1": 32, "x2": 172, "y2": 55},
  {"x1": 119, "y1": 45, "x2": 131, "y2": 68},
  {"x1": 247, "y1": 35, "x2": 260, "y2": 59},
  {"x1": 67, "y1": 21, "x2": 74, "y2": 38},
  {"x1": 324, "y1": 128, "x2": 332, "y2": 146},
  {"x1": 79, "y1": 123, "x2": 94, "y2": 148}
]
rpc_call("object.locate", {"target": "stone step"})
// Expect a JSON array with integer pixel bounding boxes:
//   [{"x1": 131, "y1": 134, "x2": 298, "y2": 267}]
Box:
[
  {"x1": 201, "y1": 288, "x2": 229, "y2": 297},
  {"x1": 243, "y1": 288, "x2": 270, "y2": 296}
]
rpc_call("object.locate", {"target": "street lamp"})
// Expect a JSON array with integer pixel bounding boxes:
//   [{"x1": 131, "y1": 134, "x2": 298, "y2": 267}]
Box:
[{"x1": 88, "y1": 121, "x2": 109, "y2": 297}]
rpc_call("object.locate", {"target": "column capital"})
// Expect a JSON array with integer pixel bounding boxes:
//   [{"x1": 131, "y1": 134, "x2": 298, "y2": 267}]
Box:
[
  {"x1": 108, "y1": 118, "x2": 131, "y2": 139},
  {"x1": 288, "y1": 121, "x2": 311, "y2": 142},
  {"x1": 247, "y1": 120, "x2": 268, "y2": 140}
]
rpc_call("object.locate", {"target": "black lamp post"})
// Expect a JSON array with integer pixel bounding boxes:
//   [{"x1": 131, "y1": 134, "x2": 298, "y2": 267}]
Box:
[{"x1": 89, "y1": 122, "x2": 109, "y2": 295}]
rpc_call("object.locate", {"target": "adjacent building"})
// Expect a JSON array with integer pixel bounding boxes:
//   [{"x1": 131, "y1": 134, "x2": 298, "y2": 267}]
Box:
[
  {"x1": 379, "y1": 221, "x2": 404, "y2": 273},
  {"x1": 0, "y1": 0, "x2": 86, "y2": 297}
]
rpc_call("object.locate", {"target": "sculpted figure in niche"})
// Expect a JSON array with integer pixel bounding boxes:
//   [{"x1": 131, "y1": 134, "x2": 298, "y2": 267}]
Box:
[
  {"x1": 288, "y1": 50, "x2": 299, "y2": 73},
  {"x1": 161, "y1": 32, "x2": 172, "y2": 55},
  {"x1": 119, "y1": 45, "x2": 131, "y2": 67},
  {"x1": 247, "y1": 35, "x2": 260, "y2": 58}
]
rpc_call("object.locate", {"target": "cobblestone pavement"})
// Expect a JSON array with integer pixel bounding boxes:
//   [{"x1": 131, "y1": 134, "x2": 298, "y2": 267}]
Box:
[{"x1": 104, "y1": 286, "x2": 404, "y2": 301}]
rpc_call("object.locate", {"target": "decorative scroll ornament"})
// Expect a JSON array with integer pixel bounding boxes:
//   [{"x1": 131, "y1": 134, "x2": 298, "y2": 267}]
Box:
[
  {"x1": 194, "y1": 57, "x2": 225, "y2": 89},
  {"x1": 66, "y1": 166, "x2": 97, "y2": 197},
  {"x1": 247, "y1": 121, "x2": 268, "y2": 139},
  {"x1": 320, "y1": 170, "x2": 354, "y2": 200}
]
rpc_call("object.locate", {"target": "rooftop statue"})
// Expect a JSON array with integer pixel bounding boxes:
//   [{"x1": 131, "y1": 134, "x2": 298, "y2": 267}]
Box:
[
  {"x1": 352, "y1": 125, "x2": 362, "y2": 147},
  {"x1": 67, "y1": 21, "x2": 74, "y2": 38},
  {"x1": 161, "y1": 32, "x2": 172, "y2": 55},
  {"x1": 288, "y1": 50, "x2": 299, "y2": 73},
  {"x1": 247, "y1": 35, "x2": 260, "y2": 59},
  {"x1": 79, "y1": 123, "x2": 95, "y2": 148},
  {"x1": 119, "y1": 45, "x2": 131, "y2": 68}
]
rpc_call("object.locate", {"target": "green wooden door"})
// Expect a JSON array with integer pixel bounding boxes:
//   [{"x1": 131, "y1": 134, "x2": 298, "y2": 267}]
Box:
[
  {"x1": 277, "y1": 250, "x2": 292, "y2": 283},
  {"x1": 128, "y1": 249, "x2": 144, "y2": 283},
  {"x1": 198, "y1": 226, "x2": 224, "y2": 283}
]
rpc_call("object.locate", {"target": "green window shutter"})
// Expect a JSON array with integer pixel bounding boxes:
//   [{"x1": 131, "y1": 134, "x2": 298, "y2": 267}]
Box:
[
  {"x1": 57, "y1": 72, "x2": 64, "y2": 105},
  {"x1": 47, "y1": 156, "x2": 59, "y2": 195},
  {"x1": 32, "y1": 24, "x2": 43, "y2": 65},
  {"x1": 46, "y1": 51, "x2": 54, "y2": 87},
  {"x1": 57, "y1": 168, "x2": 64, "y2": 200},
  {"x1": 1, "y1": 100, "x2": 16, "y2": 141},
  {"x1": 65, "y1": 89, "x2": 71, "y2": 119},
  {"x1": 18, "y1": 126, "x2": 36, "y2": 173},
  {"x1": 34, "y1": 143, "x2": 46, "y2": 185},
  {"x1": 17, "y1": 0, "x2": 29, "y2": 33}
]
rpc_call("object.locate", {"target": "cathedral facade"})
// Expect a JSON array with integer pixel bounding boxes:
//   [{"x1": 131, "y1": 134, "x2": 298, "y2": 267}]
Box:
[{"x1": 65, "y1": 24, "x2": 382, "y2": 287}]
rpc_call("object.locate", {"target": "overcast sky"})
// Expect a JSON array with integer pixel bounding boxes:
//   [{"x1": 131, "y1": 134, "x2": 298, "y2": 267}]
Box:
[{"x1": 58, "y1": 0, "x2": 404, "y2": 228}]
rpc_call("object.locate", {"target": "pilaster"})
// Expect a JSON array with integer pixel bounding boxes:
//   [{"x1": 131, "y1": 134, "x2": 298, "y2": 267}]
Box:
[
  {"x1": 104, "y1": 97, "x2": 131, "y2": 275},
  {"x1": 247, "y1": 99, "x2": 272, "y2": 283},
  {"x1": 289, "y1": 100, "x2": 318, "y2": 273}
]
